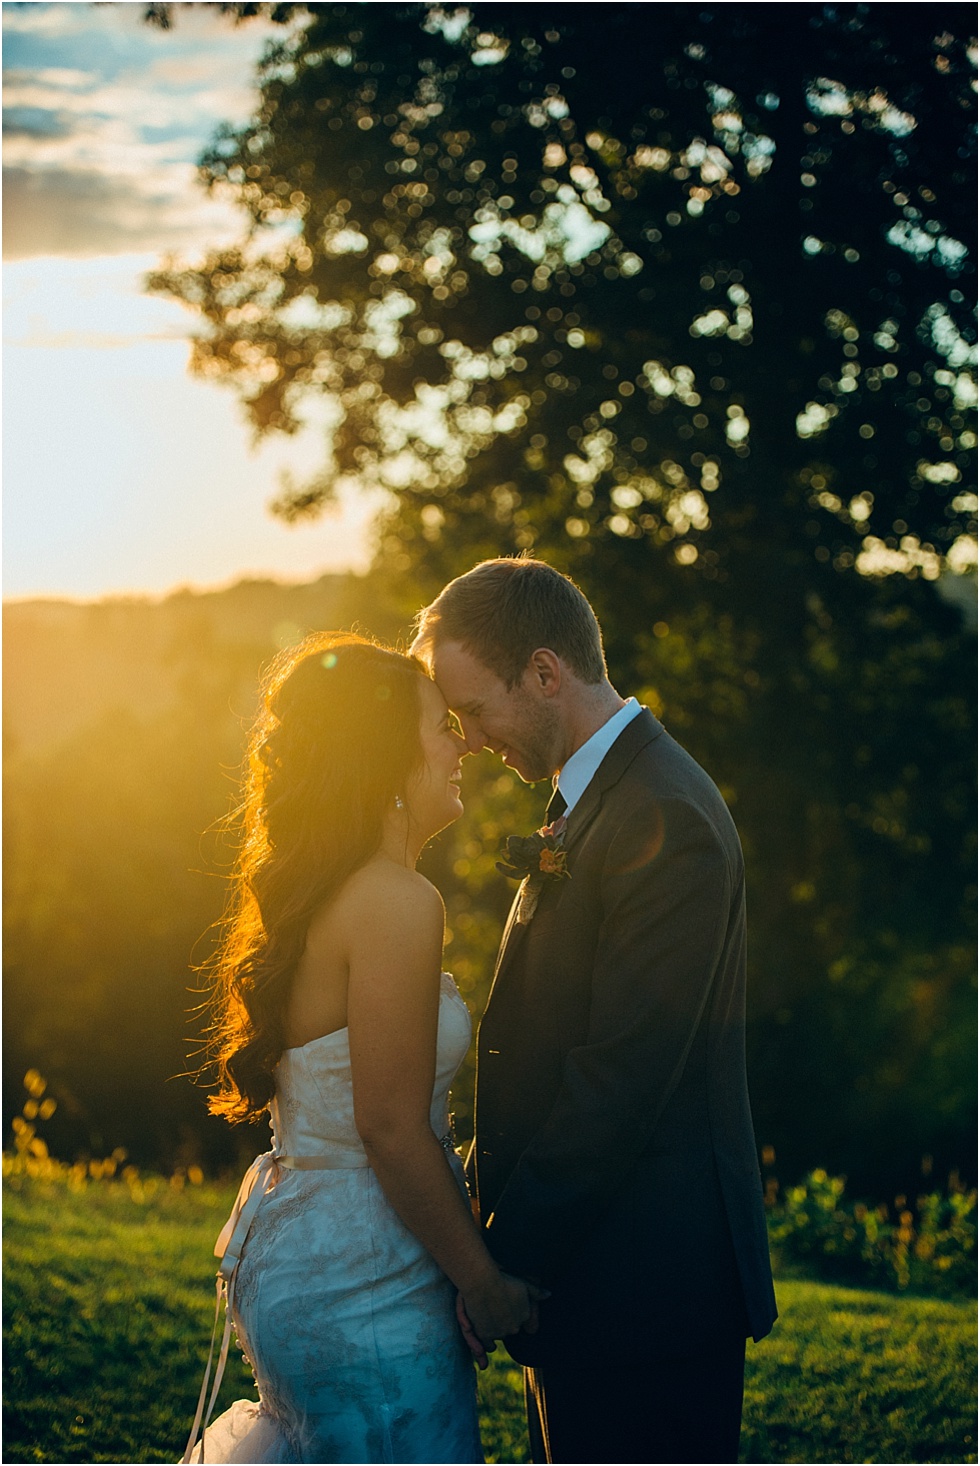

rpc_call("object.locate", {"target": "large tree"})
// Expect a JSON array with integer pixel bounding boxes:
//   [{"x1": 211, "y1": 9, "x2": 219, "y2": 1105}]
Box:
[
  {"x1": 149, "y1": 4, "x2": 977, "y2": 1191},
  {"x1": 151, "y1": 4, "x2": 976, "y2": 566}
]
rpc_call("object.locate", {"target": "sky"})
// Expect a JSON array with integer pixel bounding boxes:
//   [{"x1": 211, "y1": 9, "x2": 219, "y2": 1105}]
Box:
[{"x1": 3, "y1": 0, "x2": 381, "y2": 601}]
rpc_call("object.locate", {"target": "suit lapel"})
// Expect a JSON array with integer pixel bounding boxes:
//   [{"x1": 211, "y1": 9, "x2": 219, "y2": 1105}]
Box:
[
  {"x1": 485, "y1": 708, "x2": 665, "y2": 1002},
  {"x1": 490, "y1": 885, "x2": 527, "y2": 983}
]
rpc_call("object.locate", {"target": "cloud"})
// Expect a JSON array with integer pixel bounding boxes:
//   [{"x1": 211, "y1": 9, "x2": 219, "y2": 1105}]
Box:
[
  {"x1": 8, "y1": 329, "x2": 146, "y2": 349},
  {"x1": 3, "y1": 70, "x2": 256, "y2": 133},
  {"x1": 3, "y1": 253, "x2": 194, "y2": 347},
  {"x1": 2, "y1": 113, "x2": 73, "y2": 141},
  {"x1": 1, "y1": 3, "x2": 293, "y2": 260},
  {"x1": 2, "y1": 163, "x2": 243, "y2": 259},
  {"x1": 23, "y1": 66, "x2": 98, "y2": 88},
  {"x1": 0, "y1": 5, "x2": 93, "y2": 36}
]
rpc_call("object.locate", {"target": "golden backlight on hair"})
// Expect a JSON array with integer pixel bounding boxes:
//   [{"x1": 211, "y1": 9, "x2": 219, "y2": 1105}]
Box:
[
  {"x1": 414, "y1": 557, "x2": 607, "y2": 688},
  {"x1": 206, "y1": 632, "x2": 427, "y2": 1123}
]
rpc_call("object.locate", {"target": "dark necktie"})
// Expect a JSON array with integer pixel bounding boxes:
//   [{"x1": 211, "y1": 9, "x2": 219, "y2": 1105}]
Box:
[{"x1": 545, "y1": 786, "x2": 567, "y2": 825}]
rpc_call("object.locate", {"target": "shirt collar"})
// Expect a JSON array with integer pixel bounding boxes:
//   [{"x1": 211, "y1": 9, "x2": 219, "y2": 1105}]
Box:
[{"x1": 554, "y1": 698, "x2": 643, "y2": 817}]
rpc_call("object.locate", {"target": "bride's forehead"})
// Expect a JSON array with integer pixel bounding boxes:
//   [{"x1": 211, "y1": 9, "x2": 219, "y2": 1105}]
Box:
[{"x1": 418, "y1": 677, "x2": 449, "y2": 719}]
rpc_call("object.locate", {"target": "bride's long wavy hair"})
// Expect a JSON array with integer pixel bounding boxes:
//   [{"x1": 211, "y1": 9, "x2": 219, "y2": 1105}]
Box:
[{"x1": 205, "y1": 631, "x2": 427, "y2": 1123}]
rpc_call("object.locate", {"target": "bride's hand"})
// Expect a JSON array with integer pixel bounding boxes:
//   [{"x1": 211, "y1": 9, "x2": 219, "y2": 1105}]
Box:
[{"x1": 455, "y1": 1292, "x2": 490, "y2": 1369}]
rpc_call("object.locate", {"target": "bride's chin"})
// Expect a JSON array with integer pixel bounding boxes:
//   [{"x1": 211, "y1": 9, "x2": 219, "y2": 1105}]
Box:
[{"x1": 421, "y1": 802, "x2": 463, "y2": 845}]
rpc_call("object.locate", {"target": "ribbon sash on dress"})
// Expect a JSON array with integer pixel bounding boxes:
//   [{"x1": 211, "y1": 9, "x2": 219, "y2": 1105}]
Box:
[{"x1": 181, "y1": 1151, "x2": 279, "y2": 1464}]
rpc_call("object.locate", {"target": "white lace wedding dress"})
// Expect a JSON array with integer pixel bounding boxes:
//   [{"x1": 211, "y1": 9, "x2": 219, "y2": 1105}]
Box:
[{"x1": 185, "y1": 974, "x2": 483, "y2": 1464}]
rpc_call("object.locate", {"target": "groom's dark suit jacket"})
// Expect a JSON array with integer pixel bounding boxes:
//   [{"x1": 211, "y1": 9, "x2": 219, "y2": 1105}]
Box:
[{"x1": 472, "y1": 708, "x2": 777, "y2": 1364}]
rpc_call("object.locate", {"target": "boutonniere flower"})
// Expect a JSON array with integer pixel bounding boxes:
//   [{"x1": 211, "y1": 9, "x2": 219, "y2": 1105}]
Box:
[{"x1": 497, "y1": 817, "x2": 570, "y2": 924}]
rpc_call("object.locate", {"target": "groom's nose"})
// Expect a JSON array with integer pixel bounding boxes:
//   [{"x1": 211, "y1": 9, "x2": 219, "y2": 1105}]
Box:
[{"x1": 457, "y1": 715, "x2": 486, "y2": 754}]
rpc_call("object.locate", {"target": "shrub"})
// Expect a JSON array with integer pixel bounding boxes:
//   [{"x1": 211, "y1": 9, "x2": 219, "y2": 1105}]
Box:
[
  {"x1": 767, "y1": 1168, "x2": 977, "y2": 1296},
  {"x1": 3, "y1": 1070, "x2": 205, "y2": 1203}
]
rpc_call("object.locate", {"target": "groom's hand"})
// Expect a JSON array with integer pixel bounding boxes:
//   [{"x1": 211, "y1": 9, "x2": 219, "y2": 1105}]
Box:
[
  {"x1": 521, "y1": 1281, "x2": 550, "y2": 1334},
  {"x1": 459, "y1": 1270, "x2": 536, "y2": 1356},
  {"x1": 455, "y1": 1292, "x2": 491, "y2": 1369},
  {"x1": 456, "y1": 1277, "x2": 551, "y2": 1365}
]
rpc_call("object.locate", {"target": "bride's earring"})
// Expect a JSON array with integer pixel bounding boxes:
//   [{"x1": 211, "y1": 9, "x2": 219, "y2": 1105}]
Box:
[{"x1": 394, "y1": 795, "x2": 405, "y2": 810}]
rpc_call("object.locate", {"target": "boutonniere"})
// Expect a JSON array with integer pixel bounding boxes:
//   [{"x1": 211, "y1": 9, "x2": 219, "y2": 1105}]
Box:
[{"x1": 497, "y1": 817, "x2": 570, "y2": 924}]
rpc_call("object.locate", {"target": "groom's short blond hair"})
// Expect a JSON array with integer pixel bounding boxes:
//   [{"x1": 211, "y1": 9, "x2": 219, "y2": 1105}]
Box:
[{"x1": 413, "y1": 557, "x2": 607, "y2": 688}]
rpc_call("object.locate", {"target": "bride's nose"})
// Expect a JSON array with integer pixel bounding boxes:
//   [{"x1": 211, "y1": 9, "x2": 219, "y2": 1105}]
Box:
[{"x1": 457, "y1": 715, "x2": 484, "y2": 755}]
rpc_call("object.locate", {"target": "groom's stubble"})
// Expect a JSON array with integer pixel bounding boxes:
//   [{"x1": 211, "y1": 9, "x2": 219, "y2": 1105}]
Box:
[{"x1": 503, "y1": 683, "x2": 563, "y2": 785}]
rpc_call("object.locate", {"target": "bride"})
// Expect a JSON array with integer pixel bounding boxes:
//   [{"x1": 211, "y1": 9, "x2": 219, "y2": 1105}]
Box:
[{"x1": 182, "y1": 632, "x2": 535, "y2": 1464}]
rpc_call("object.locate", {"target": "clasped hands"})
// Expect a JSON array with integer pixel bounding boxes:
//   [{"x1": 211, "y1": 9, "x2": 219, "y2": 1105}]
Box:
[{"x1": 455, "y1": 1273, "x2": 549, "y2": 1370}]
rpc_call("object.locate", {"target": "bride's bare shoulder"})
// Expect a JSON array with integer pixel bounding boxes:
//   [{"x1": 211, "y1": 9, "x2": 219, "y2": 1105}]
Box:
[{"x1": 337, "y1": 859, "x2": 444, "y2": 939}]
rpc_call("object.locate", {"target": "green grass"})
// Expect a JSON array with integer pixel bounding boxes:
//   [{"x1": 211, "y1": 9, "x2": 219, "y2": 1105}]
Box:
[
  {"x1": 2, "y1": 1173, "x2": 256, "y2": 1464},
  {"x1": 3, "y1": 1173, "x2": 976, "y2": 1464},
  {"x1": 740, "y1": 1281, "x2": 976, "y2": 1465}
]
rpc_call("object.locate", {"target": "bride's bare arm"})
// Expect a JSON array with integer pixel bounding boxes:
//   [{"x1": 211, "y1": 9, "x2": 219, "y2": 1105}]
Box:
[{"x1": 339, "y1": 863, "x2": 531, "y2": 1345}]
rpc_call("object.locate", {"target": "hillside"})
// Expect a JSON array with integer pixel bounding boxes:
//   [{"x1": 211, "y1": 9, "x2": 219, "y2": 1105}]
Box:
[{"x1": 2, "y1": 574, "x2": 377, "y2": 756}]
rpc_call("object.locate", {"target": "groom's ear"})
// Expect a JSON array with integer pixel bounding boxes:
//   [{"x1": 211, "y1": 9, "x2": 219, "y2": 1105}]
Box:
[{"x1": 527, "y1": 648, "x2": 562, "y2": 697}]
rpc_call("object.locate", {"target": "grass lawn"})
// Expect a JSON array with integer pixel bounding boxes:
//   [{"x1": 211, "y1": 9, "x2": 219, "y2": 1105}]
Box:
[{"x1": 3, "y1": 1173, "x2": 976, "y2": 1464}]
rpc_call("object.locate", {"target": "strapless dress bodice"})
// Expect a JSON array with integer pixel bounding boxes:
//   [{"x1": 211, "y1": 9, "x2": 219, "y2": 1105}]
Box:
[{"x1": 269, "y1": 971, "x2": 472, "y2": 1163}]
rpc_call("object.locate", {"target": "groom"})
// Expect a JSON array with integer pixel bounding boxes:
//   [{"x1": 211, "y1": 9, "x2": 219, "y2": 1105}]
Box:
[{"x1": 414, "y1": 557, "x2": 777, "y2": 1465}]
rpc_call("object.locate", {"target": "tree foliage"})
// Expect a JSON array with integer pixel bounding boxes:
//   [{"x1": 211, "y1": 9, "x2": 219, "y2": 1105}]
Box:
[
  {"x1": 145, "y1": 5, "x2": 980, "y2": 1190},
  {"x1": 149, "y1": 4, "x2": 976, "y2": 574}
]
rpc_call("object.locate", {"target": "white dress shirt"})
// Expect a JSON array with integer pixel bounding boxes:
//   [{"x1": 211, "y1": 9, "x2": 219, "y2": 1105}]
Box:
[{"x1": 553, "y1": 697, "x2": 643, "y2": 817}]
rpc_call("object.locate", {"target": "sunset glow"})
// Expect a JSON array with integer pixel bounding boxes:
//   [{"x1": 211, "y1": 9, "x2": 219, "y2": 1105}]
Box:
[{"x1": 3, "y1": 2, "x2": 376, "y2": 599}]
